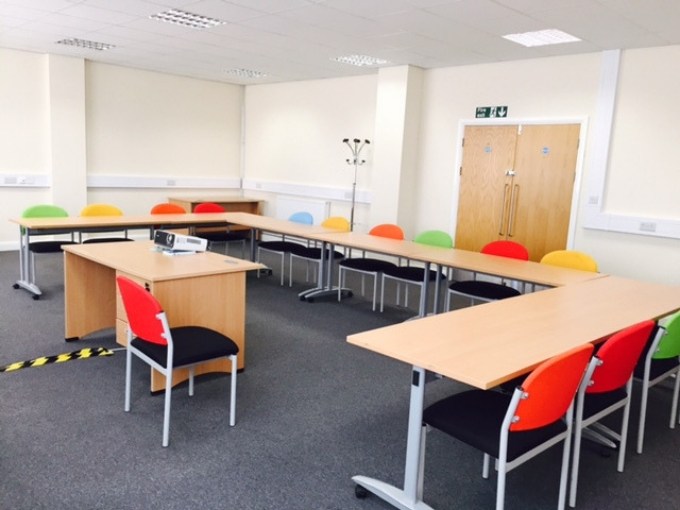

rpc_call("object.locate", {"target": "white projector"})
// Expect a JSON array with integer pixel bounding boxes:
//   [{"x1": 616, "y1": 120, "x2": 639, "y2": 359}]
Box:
[{"x1": 154, "y1": 230, "x2": 208, "y2": 253}]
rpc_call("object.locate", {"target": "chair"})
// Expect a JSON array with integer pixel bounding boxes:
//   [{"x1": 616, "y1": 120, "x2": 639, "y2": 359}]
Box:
[
  {"x1": 288, "y1": 216, "x2": 350, "y2": 287},
  {"x1": 150, "y1": 202, "x2": 186, "y2": 215},
  {"x1": 420, "y1": 343, "x2": 594, "y2": 510},
  {"x1": 445, "y1": 240, "x2": 529, "y2": 310},
  {"x1": 79, "y1": 203, "x2": 132, "y2": 243},
  {"x1": 337, "y1": 223, "x2": 405, "y2": 311},
  {"x1": 193, "y1": 202, "x2": 246, "y2": 258},
  {"x1": 18, "y1": 204, "x2": 77, "y2": 297},
  {"x1": 568, "y1": 320, "x2": 655, "y2": 508},
  {"x1": 635, "y1": 312, "x2": 680, "y2": 454},
  {"x1": 540, "y1": 250, "x2": 598, "y2": 272},
  {"x1": 380, "y1": 230, "x2": 453, "y2": 313},
  {"x1": 257, "y1": 211, "x2": 314, "y2": 286},
  {"x1": 116, "y1": 275, "x2": 239, "y2": 447}
]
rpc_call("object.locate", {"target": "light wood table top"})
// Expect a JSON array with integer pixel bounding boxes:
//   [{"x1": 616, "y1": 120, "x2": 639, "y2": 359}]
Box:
[
  {"x1": 10, "y1": 212, "x2": 235, "y2": 230},
  {"x1": 348, "y1": 276, "x2": 680, "y2": 389},
  {"x1": 62, "y1": 241, "x2": 262, "y2": 281},
  {"x1": 309, "y1": 231, "x2": 431, "y2": 258},
  {"x1": 223, "y1": 212, "x2": 342, "y2": 237}
]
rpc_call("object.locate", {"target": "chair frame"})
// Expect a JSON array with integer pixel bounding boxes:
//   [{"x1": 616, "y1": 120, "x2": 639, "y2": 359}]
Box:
[
  {"x1": 636, "y1": 316, "x2": 680, "y2": 454},
  {"x1": 193, "y1": 202, "x2": 246, "y2": 258},
  {"x1": 118, "y1": 276, "x2": 237, "y2": 447},
  {"x1": 568, "y1": 320, "x2": 654, "y2": 508}
]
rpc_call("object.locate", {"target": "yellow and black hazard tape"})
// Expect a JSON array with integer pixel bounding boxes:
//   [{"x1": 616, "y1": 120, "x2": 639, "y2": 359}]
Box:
[{"x1": 0, "y1": 347, "x2": 114, "y2": 373}]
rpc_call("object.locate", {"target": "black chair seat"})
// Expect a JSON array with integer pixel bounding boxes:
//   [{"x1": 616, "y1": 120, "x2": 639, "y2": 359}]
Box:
[
  {"x1": 382, "y1": 265, "x2": 443, "y2": 282},
  {"x1": 258, "y1": 240, "x2": 304, "y2": 253},
  {"x1": 581, "y1": 388, "x2": 628, "y2": 419},
  {"x1": 199, "y1": 232, "x2": 246, "y2": 243},
  {"x1": 28, "y1": 240, "x2": 77, "y2": 253},
  {"x1": 634, "y1": 357, "x2": 679, "y2": 380},
  {"x1": 449, "y1": 280, "x2": 521, "y2": 300},
  {"x1": 339, "y1": 258, "x2": 397, "y2": 272},
  {"x1": 288, "y1": 244, "x2": 344, "y2": 260},
  {"x1": 131, "y1": 326, "x2": 239, "y2": 368},
  {"x1": 82, "y1": 238, "x2": 133, "y2": 244},
  {"x1": 423, "y1": 390, "x2": 567, "y2": 462}
]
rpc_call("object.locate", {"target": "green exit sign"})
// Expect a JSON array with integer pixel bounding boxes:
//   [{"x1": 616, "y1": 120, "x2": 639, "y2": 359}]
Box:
[{"x1": 475, "y1": 106, "x2": 508, "y2": 118}]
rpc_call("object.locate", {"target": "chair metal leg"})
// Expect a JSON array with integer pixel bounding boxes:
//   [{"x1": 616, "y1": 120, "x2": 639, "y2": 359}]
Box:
[
  {"x1": 637, "y1": 375, "x2": 651, "y2": 454},
  {"x1": 671, "y1": 370, "x2": 680, "y2": 428},
  {"x1": 230, "y1": 354, "x2": 237, "y2": 427},
  {"x1": 188, "y1": 367, "x2": 195, "y2": 397},
  {"x1": 162, "y1": 370, "x2": 173, "y2": 448},
  {"x1": 124, "y1": 347, "x2": 132, "y2": 412}
]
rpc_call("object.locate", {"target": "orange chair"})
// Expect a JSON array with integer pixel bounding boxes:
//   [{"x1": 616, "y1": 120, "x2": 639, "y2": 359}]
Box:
[
  {"x1": 79, "y1": 203, "x2": 132, "y2": 243},
  {"x1": 116, "y1": 275, "x2": 239, "y2": 447},
  {"x1": 445, "y1": 240, "x2": 529, "y2": 310},
  {"x1": 149, "y1": 202, "x2": 186, "y2": 238},
  {"x1": 569, "y1": 320, "x2": 655, "y2": 507},
  {"x1": 420, "y1": 343, "x2": 594, "y2": 510},
  {"x1": 193, "y1": 202, "x2": 246, "y2": 257},
  {"x1": 337, "y1": 224, "x2": 405, "y2": 311}
]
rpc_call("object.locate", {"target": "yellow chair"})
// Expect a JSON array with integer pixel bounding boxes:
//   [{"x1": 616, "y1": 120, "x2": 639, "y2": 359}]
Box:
[
  {"x1": 79, "y1": 203, "x2": 131, "y2": 243},
  {"x1": 540, "y1": 250, "x2": 598, "y2": 272}
]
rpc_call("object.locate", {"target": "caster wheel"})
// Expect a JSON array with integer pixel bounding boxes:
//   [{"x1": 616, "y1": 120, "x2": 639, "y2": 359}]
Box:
[
  {"x1": 13, "y1": 283, "x2": 20, "y2": 289},
  {"x1": 347, "y1": 291, "x2": 354, "y2": 298},
  {"x1": 355, "y1": 485, "x2": 369, "y2": 499},
  {"x1": 299, "y1": 296, "x2": 306, "y2": 301},
  {"x1": 306, "y1": 298, "x2": 315, "y2": 303},
  {"x1": 32, "y1": 295, "x2": 40, "y2": 301}
]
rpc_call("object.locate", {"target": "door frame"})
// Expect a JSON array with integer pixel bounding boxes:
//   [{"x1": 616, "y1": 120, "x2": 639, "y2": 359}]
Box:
[{"x1": 449, "y1": 117, "x2": 589, "y2": 252}]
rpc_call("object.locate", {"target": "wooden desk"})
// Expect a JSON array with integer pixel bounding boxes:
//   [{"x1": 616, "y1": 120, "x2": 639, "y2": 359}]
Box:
[
  {"x1": 10, "y1": 212, "x2": 237, "y2": 298},
  {"x1": 168, "y1": 196, "x2": 263, "y2": 214},
  {"x1": 63, "y1": 241, "x2": 261, "y2": 392},
  {"x1": 347, "y1": 276, "x2": 680, "y2": 510}
]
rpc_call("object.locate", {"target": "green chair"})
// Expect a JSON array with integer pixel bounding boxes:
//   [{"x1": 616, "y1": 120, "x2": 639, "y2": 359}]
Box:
[
  {"x1": 18, "y1": 204, "x2": 77, "y2": 299},
  {"x1": 635, "y1": 312, "x2": 680, "y2": 454},
  {"x1": 380, "y1": 230, "x2": 453, "y2": 314}
]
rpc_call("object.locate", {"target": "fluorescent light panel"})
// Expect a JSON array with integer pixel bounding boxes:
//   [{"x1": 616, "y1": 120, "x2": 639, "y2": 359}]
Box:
[
  {"x1": 150, "y1": 9, "x2": 225, "y2": 29},
  {"x1": 224, "y1": 68, "x2": 267, "y2": 79},
  {"x1": 55, "y1": 38, "x2": 115, "y2": 51},
  {"x1": 331, "y1": 54, "x2": 390, "y2": 67},
  {"x1": 503, "y1": 29, "x2": 581, "y2": 47}
]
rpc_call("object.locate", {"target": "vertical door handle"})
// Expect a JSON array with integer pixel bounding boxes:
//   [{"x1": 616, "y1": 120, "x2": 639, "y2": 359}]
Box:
[
  {"x1": 498, "y1": 183, "x2": 510, "y2": 236},
  {"x1": 508, "y1": 184, "x2": 519, "y2": 237}
]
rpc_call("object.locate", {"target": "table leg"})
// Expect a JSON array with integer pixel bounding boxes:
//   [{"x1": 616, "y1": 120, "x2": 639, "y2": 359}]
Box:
[
  {"x1": 298, "y1": 241, "x2": 351, "y2": 301},
  {"x1": 13, "y1": 227, "x2": 42, "y2": 298},
  {"x1": 352, "y1": 366, "x2": 435, "y2": 510}
]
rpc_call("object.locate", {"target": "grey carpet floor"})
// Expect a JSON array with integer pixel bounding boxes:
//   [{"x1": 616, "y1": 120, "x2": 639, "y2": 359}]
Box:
[{"x1": 1, "y1": 248, "x2": 679, "y2": 509}]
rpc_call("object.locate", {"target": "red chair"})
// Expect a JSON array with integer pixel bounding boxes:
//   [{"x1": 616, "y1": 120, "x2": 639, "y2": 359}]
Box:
[
  {"x1": 420, "y1": 343, "x2": 594, "y2": 510},
  {"x1": 568, "y1": 320, "x2": 655, "y2": 507},
  {"x1": 445, "y1": 240, "x2": 529, "y2": 310},
  {"x1": 149, "y1": 202, "x2": 186, "y2": 239},
  {"x1": 116, "y1": 275, "x2": 239, "y2": 447},
  {"x1": 193, "y1": 202, "x2": 246, "y2": 257}
]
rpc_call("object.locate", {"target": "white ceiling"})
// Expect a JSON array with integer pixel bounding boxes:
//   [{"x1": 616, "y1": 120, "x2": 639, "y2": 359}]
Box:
[{"x1": 1, "y1": 0, "x2": 679, "y2": 85}]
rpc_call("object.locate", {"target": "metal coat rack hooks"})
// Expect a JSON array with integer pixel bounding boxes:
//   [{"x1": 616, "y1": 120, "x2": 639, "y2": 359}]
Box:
[{"x1": 343, "y1": 138, "x2": 370, "y2": 231}]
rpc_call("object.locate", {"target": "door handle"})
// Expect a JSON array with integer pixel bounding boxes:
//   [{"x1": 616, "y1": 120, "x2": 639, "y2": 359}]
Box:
[
  {"x1": 498, "y1": 183, "x2": 510, "y2": 236},
  {"x1": 508, "y1": 184, "x2": 519, "y2": 237}
]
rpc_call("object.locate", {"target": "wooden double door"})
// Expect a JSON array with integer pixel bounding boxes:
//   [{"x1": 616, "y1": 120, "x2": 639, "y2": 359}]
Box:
[{"x1": 455, "y1": 124, "x2": 580, "y2": 262}]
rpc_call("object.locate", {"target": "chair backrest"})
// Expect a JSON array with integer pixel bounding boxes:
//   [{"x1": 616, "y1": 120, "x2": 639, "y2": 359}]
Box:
[
  {"x1": 288, "y1": 211, "x2": 314, "y2": 225},
  {"x1": 655, "y1": 312, "x2": 680, "y2": 359},
  {"x1": 369, "y1": 223, "x2": 405, "y2": 240},
  {"x1": 482, "y1": 240, "x2": 529, "y2": 260},
  {"x1": 511, "y1": 343, "x2": 594, "y2": 431},
  {"x1": 150, "y1": 203, "x2": 186, "y2": 214},
  {"x1": 22, "y1": 204, "x2": 69, "y2": 219},
  {"x1": 587, "y1": 320, "x2": 655, "y2": 393},
  {"x1": 322, "y1": 216, "x2": 350, "y2": 232},
  {"x1": 116, "y1": 276, "x2": 168, "y2": 346},
  {"x1": 80, "y1": 203, "x2": 124, "y2": 217},
  {"x1": 194, "y1": 202, "x2": 226, "y2": 213},
  {"x1": 414, "y1": 230, "x2": 453, "y2": 249},
  {"x1": 540, "y1": 250, "x2": 598, "y2": 272}
]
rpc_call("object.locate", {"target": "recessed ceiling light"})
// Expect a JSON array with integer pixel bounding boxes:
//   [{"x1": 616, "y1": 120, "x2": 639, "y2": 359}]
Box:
[
  {"x1": 331, "y1": 54, "x2": 390, "y2": 67},
  {"x1": 55, "y1": 38, "x2": 115, "y2": 51},
  {"x1": 502, "y1": 29, "x2": 581, "y2": 47},
  {"x1": 150, "y1": 9, "x2": 225, "y2": 30},
  {"x1": 224, "y1": 68, "x2": 267, "y2": 79}
]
